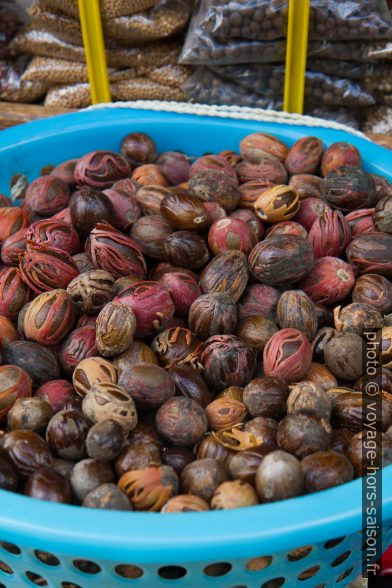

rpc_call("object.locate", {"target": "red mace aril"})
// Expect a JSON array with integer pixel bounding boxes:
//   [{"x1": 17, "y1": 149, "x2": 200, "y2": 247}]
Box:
[
  {"x1": 0, "y1": 365, "x2": 33, "y2": 420},
  {"x1": 0, "y1": 267, "x2": 31, "y2": 320},
  {"x1": 0, "y1": 316, "x2": 18, "y2": 348},
  {"x1": 74, "y1": 150, "x2": 130, "y2": 188},
  {"x1": 298, "y1": 256, "x2": 356, "y2": 305},
  {"x1": 208, "y1": 217, "x2": 257, "y2": 255},
  {"x1": 263, "y1": 328, "x2": 312, "y2": 383},
  {"x1": 52, "y1": 207, "x2": 72, "y2": 226},
  {"x1": 229, "y1": 209, "x2": 264, "y2": 240},
  {"x1": 159, "y1": 272, "x2": 201, "y2": 317},
  {"x1": 1, "y1": 228, "x2": 28, "y2": 266},
  {"x1": 321, "y1": 142, "x2": 362, "y2": 176},
  {"x1": 293, "y1": 198, "x2": 330, "y2": 231},
  {"x1": 238, "y1": 283, "x2": 280, "y2": 321},
  {"x1": 60, "y1": 326, "x2": 98, "y2": 376},
  {"x1": 0, "y1": 207, "x2": 30, "y2": 243},
  {"x1": 24, "y1": 289, "x2": 75, "y2": 346},
  {"x1": 115, "y1": 281, "x2": 175, "y2": 339},
  {"x1": 26, "y1": 219, "x2": 80, "y2": 255},
  {"x1": 345, "y1": 209, "x2": 375, "y2": 237},
  {"x1": 20, "y1": 243, "x2": 79, "y2": 294},
  {"x1": 24, "y1": 176, "x2": 70, "y2": 216},
  {"x1": 86, "y1": 222, "x2": 147, "y2": 279},
  {"x1": 308, "y1": 209, "x2": 351, "y2": 258}
]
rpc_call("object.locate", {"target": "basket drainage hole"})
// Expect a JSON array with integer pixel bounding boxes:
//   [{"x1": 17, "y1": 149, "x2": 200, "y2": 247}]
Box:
[
  {"x1": 73, "y1": 559, "x2": 101, "y2": 574},
  {"x1": 298, "y1": 566, "x2": 320, "y2": 581},
  {"x1": 247, "y1": 556, "x2": 273, "y2": 571},
  {"x1": 158, "y1": 566, "x2": 187, "y2": 580},
  {"x1": 204, "y1": 562, "x2": 232, "y2": 577},
  {"x1": 324, "y1": 537, "x2": 346, "y2": 549},
  {"x1": 0, "y1": 561, "x2": 13, "y2": 574},
  {"x1": 34, "y1": 551, "x2": 60, "y2": 566},
  {"x1": 261, "y1": 578, "x2": 285, "y2": 588},
  {"x1": 331, "y1": 551, "x2": 351, "y2": 567},
  {"x1": 25, "y1": 571, "x2": 48, "y2": 586},
  {"x1": 287, "y1": 546, "x2": 312, "y2": 561},
  {"x1": 0, "y1": 541, "x2": 21, "y2": 555},
  {"x1": 337, "y1": 568, "x2": 354, "y2": 583},
  {"x1": 115, "y1": 564, "x2": 144, "y2": 579}
]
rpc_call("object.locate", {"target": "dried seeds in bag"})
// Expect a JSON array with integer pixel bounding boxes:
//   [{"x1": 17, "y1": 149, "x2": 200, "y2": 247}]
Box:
[
  {"x1": 21, "y1": 56, "x2": 124, "y2": 85},
  {"x1": 44, "y1": 83, "x2": 91, "y2": 108},
  {"x1": 10, "y1": 28, "x2": 181, "y2": 68},
  {"x1": 148, "y1": 64, "x2": 192, "y2": 88},
  {"x1": 103, "y1": 0, "x2": 191, "y2": 44},
  {"x1": 111, "y1": 77, "x2": 189, "y2": 101},
  {"x1": 36, "y1": 0, "x2": 158, "y2": 19},
  {"x1": 195, "y1": 0, "x2": 392, "y2": 42},
  {"x1": 308, "y1": 39, "x2": 392, "y2": 62},
  {"x1": 306, "y1": 106, "x2": 361, "y2": 130},
  {"x1": 179, "y1": 30, "x2": 287, "y2": 65},
  {"x1": 182, "y1": 68, "x2": 282, "y2": 109},
  {"x1": 306, "y1": 58, "x2": 391, "y2": 80},
  {"x1": 212, "y1": 64, "x2": 375, "y2": 107},
  {"x1": 363, "y1": 106, "x2": 392, "y2": 133},
  {"x1": 28, "y1": 6, "x2": 82, "y2": 44},
  {"x1": 0, "y1": 57, "x2": 48, "y2": 103}
]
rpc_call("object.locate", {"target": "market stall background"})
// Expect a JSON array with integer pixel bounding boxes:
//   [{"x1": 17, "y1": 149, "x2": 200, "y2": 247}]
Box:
[{"x1": 0, "y1": 0, "x2": 392, "y2": 134}]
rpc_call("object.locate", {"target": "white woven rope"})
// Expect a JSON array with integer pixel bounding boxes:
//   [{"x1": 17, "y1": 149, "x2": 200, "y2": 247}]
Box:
[{"x1": 82, "y1": 100, "x2": 369, "y2": 140}]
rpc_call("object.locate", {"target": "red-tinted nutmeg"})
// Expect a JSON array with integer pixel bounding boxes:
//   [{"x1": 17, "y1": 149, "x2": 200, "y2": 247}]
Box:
[
  {"x1": 208, "y1": 218, "x2": 257, "y2": 255},
  {"x1": 60, "y1": 326, "x2": 98, "y2": 376},
  {"x1": 115, "y1": 281, "x2": 175, "y2": 339},
  {"x1": 0, "y1": 207, "x2": 30, "y2": 243},
  {"x1": 284, "y1": 136, "x2": 324, "y2": 175},
  {"x1": 298, "y1": 256, "x2": 356, "y2": 305},
  {"x1": 160, "y1": 272, "x2": 201, "y2": 317},
  {"x1": 35, "y1": 380, "x2": 75, "y2": 413},
  {"x1": 1, "y1": 228, "x2": 28, "y2": 266},
  {"x1": 263, "y1": 328, "x2": 312, "y2": 383},
  {"x1": 345, "y1": 209, "x2": 375, "y2": 237},
  {"x1": 346, "y1": 232, "x2": 392, "y2": 278},
  {"x1": 86, "y1": 222, "x2": 147, "y2": 279},
  {"x1": 308, "y1": 209, "x2": 351, "y2": 258},
  {"x1": 20, "y1": 244, "x2": 79, "y2": 294},
  {"x1": 75, "y1": 150, "x2": 130, "y2": 188},
  {"x1": 24, "y1": 176, "x2": 70, "y2": 216},
  {"x1": 0, "y1": 267, "x2": 30, "y2": 320},
  {"x1": 321, "y1": 142, "x2": 362, "y2": 176},
  {"x1": 26, "y1": 219, "x2": 80, "y2": 255},
  {"x1": 103, "y1": 188, "x2": 141, "y2": 232},
  {"x1": 24, "y1": 289, "x2": 75, "y2": 346}
]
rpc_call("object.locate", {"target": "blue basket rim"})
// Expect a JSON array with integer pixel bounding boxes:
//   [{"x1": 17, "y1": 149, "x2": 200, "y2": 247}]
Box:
[{"x1": 0, "y1": 107, "x2": 391, "y2": 563}]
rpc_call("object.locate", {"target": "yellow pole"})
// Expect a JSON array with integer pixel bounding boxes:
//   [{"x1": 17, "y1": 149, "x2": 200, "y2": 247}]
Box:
[
  {"x1": 78, "y1": 0, "x2": 111, "y2": 104},
  {"x1": 283, "y1": 0, "x2": 310, "y2": 114}
]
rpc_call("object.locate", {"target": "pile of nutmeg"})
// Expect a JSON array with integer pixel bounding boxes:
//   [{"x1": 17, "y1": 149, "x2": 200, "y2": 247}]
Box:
[{"x1": 0, "y1": 130, "x2": 391, "y2": 513}]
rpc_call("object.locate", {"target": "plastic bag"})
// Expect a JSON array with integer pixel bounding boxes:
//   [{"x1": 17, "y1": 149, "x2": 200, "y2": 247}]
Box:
[
  {"x1": 148, "y1": 64, "x2": 192, "y2": 88},
  {"x1": 44, "y1": 83, "x2": 91, "y2": 108},
  {"x1": 306, "y1": 58, "x2": 392, "y2": 80},
  {"x1": 21, "y1": 56, "x2": 131, "y2": 84},
  {"x1": 363, "y1": 106, "x2": 392, "y2": 133},
  {"x1": 305, "y1": 106, "x2": 361, "y2": 130},
  {"x1": 181, "y1": 68, "x2": 282, "y2": 109},
  {"x1": 35, "y1": 0, "x2": 158, "y2": 19},
  {"x1": 195, "y1": 0, "x2": 392, "y2": 42},
  {"x1": 211, "y1": 65, "x2": 375, "y2": 107},
  {"x1": 0, "y1": 56, "x2": 48, "y2": 102},
  {"x1": 29, "y1": 0, "x2": 190, "y2": 45},
  {"x1": 10, "y1": 27, "x2": 181, "y2": 68},
  {"x1": 308, "y1": 39, "x2": 392, "y2": 62},
  {"x1": 111, "y1": 78, "x2": 189, "y2": 101}
]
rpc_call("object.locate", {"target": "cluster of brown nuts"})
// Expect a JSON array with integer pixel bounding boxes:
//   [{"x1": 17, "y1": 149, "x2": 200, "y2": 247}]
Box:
[{"x1": 0, "y1": 130, "x2": 391, "y2": 513}]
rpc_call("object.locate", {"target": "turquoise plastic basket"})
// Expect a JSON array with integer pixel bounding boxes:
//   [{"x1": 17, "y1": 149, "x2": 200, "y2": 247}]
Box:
[{"x1": 0, "y1": 106, "x2": 391, "y2": 588}]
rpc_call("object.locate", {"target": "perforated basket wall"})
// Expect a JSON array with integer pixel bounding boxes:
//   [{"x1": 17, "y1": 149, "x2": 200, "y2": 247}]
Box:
[{"x1": 0, "y1": 105, "x2": 391, "y2": 588}]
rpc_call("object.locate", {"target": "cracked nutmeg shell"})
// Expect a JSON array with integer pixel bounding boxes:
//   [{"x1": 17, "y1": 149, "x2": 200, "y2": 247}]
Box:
[
  {"x1": 67, "y1": 269, "x2": 115, "y2": 314},
  {"x1": 277, "y1": 290, "x2": 317, "y2": 340},
  {"x1": 201, "y1": 335, "x2": 256, "y2": 391},
  {"x1": 95, "y1": 301, "x2": 136, "y2": 357},
  {"x1": 249, "y1": 235, "x2": 313, "y2": 286},
  {"x1": 346, "y1": 232, "x2": 392, "y2": 278},
  {"x1": 254, "y1": 185, "x2": 299, "y2": 224},
  {"x1": 333, "y1": 302, "x2": 383, "y2": 336},
  {"x1": 199, "y1": 250, "x2": 249, "y2": 302}
]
